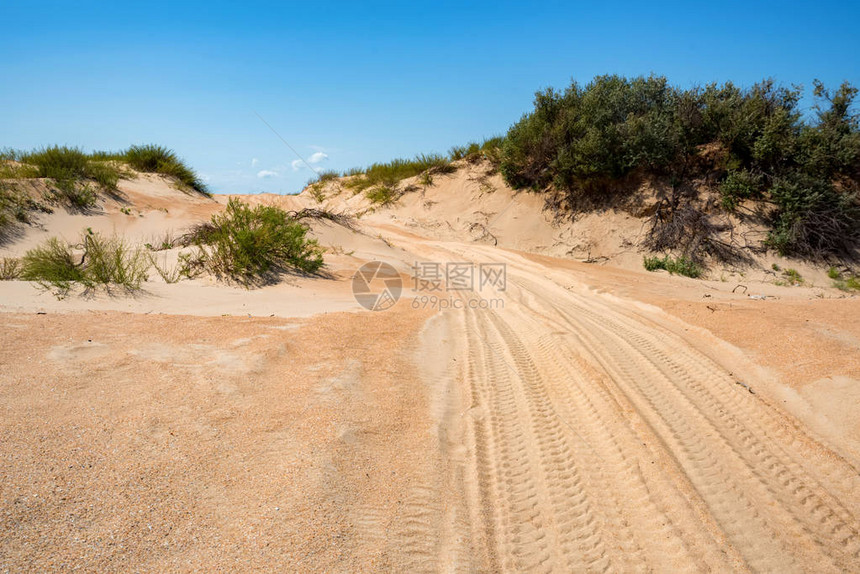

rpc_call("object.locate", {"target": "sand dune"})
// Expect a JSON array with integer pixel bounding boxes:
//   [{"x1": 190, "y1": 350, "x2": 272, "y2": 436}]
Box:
[{"x1": 1, "y1": 172, "x2": 859, "y2": 571}]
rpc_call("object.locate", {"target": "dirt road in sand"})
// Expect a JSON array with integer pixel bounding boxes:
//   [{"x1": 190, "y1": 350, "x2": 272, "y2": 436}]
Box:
[
  {"x1": 2, "y1": 223, "x2": 859, "y2": 572},
  {"x1": 377, "y1": 230, "x2": 860, "y2": 573}
]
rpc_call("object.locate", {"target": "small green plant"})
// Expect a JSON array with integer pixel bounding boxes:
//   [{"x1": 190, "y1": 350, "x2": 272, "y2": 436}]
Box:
[
  {"x1": 148, "y1": 253, "x2": 184, "y2": 283},
  {"x1": 781, "y1": 268, "x2": 804, "y2": 285},
  {"x1": 365, "y1": 185, "x2": 398, "y2": 205},
  {"x1": 827, "y1": 266, "x2": 840, "y2": 279},
  {"x1": 833, "y1": 274, "x2": 860, "y2": 291},
  {"x1": 772, "y1": 263, "x2": 781, "y2": 271},
  {"x1": 418, "y1": 172, "x2": 434, "y2": 187},
  {"x1": 643, "y1": 255, "x2": 702, "y2": 278},
  {"x1": 0, "y1": 257, "x2": 21, "y2": 280},
  {"x1": 186, "y1": 199, "x2": 324, "y2": 285},
  {"x1": 307, "y1": 182, "x2": 326, "y2": 202},
  {"x1": 46, "y1": 179, "x2": 98, "y2": 211},
  {"x1": 143, "y1": 231, "x2": 176, "y2": 251}
]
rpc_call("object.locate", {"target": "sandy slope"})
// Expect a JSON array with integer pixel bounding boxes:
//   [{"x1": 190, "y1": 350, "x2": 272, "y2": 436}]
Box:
[{"x1": 1, "y1": 172, "x2": 859, "y2": 571}]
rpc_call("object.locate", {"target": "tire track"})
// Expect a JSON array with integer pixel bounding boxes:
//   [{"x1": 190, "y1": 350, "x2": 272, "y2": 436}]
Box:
[{"x1": 380, "y1": 232, "x2": 860, "y2": 572}]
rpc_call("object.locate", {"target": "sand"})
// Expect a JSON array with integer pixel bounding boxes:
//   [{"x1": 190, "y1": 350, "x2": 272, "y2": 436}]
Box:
[{"x1": 1, "y1": 171, "x2": 858, "y2": 571}]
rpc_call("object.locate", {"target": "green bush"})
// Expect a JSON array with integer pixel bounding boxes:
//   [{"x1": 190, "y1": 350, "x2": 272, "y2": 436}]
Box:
[
  {"x1": 20, "y1": 231, "x2": 149, "y2": 294},
  {"x1": 500, "y1": 74, "x2": 860, "y2": 258},
  {"x1": 188, "y1": 199, "x2": 324, "y2": 285},
  {"x1": 81, "y1": 232, "x2": 149, "y2": 289},
  {"x1": 643, "y1": 255, "x2": 702, "y2": 278},
  {"x1": 21, "y1": 237, "x2": 88, "y2": 293},
  {"x1": 720, "y1": 169, "x2": 763, "y2": 210},
  {"x1": 124, "y1": 144, "x2": 208, "y2": 195}
]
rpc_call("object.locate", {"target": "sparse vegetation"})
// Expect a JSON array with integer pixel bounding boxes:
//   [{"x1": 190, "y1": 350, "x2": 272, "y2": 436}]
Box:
[
  {"x1": 776, "y1": 268, "x2": 804, "y2": 286},
  {"x1": 345, "y1": 154, "x2": 455, "y2": 193},
  {"x1": 148, "y1": 252, "x2": 195, "y2": 284},
  {"x1": 183, "y1": 199, "x2": 324, "y2": 285},
  {"x1": 827, "y1": 267, "x2": 860, "y2": 291},
  {"x1": 20, "y1": 230, "x2": 149, "y2": 295},
  {"x1": 286, "y1": 207, "x2": 357, "y2": 230},
  {"x1": 833, "y1": 275, "x2": 860, "y2": 291},
  {"x1": 449, "y1": 137, "x2": 505, "y2": 168},
  {"x1": 365, "y1": 185, "x2": 398, "y2": 205},
  {"x1": 0, "y1": 257, "x2": 21, "y2": 280},
  {"x1": 643, "y1": 255, "x2": 702, "y2": 278},
  {"x1": 315, "y1": 170, "x2": 340, "y2": 183},
  {"x1": 46, "y1": 179, "x2": 98, "y2": 211},
  {"x1": 144, "y1": 231, "x2": 177, "y2": 252},
  {"x1": 0, "y1": 182, "x2": 50, "y2": 240}
]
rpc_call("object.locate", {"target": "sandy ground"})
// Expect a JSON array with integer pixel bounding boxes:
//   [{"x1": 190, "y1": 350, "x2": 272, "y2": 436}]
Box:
[{"x1": 1, "y1": 172, "x2": 859, "y2": 571}]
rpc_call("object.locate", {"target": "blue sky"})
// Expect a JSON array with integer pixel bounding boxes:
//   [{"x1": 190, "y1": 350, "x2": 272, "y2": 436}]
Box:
[{"x1": 2, "y1": 1, "x2": 858, "y2": 194}]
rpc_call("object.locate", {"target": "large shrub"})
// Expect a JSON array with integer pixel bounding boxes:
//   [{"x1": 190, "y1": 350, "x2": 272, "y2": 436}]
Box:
[{"x1": 500, "y1": 75, "x2": 860, "y2": 258}]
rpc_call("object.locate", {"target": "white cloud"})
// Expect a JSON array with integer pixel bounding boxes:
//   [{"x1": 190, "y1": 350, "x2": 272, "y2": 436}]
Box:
[
  {"x1": 251, "y1": 158, "x2": 259, "y2": 167},
  {"x1": 257, "y1": 170, "x2": 278, "y2": 179},
  {"x1": 308, "y1": 151, "x2": 328, "y2": 164},
  {"x1": 291, "y1": 152, "x2": 329, "y2": 171}
]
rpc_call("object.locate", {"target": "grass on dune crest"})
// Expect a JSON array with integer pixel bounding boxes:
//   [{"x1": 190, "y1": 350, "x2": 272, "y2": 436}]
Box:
[
  {"x1": 339, "y1": 138, "x2": 504, "y2": 204},
  {"x1": 448, "y1": 136, "x2": 505, "y2": 167},
  {"x1": 343, "y1": 153, "x2": 455, "y2": 194},
  {"x1": 1, "y1": 144, "x2": 209, "y2": 201},
  {"x1": 123, "y1": 144, "x2": 209, "y2": 195}
]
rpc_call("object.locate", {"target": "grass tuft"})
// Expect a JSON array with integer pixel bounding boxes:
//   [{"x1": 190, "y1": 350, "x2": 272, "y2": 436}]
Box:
[
  {"x1": 365, "y1": 185, "x2": 398, "y2": 205},
  {"x1": 124, "y1": 144, "x2": 209, "y2": 195},
  {"x1": 345, "y1": 154, "x2": 454, "y2": 193},
  {"x1": 0, "y1": 257, "x2": 21, "y2": 280},
  {"x1": 21, "y1": 237, "x2": 88, "y2": 294},
  {"x1": 643, "y1": 255, "x2": 702, "y2": 278},
  {"x1": 832, "y1": 272, "x2": 860, "y2": 291}
]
